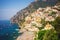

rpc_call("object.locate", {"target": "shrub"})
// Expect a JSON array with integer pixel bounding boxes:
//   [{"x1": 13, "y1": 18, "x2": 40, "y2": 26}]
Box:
[{"x1": 34, "y1": 29, "x2": 58, "y2": 40}]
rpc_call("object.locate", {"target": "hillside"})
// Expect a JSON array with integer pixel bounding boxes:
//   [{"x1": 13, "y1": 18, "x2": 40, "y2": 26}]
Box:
[
  {"x1": 16, "y1": 4, "x2": 60, "y2": 40},
  {"x1": 11, "y1": 0, "x2": 60, "y2": 40},
  {"x1": 11, "y1": 0, "x2": 57, "y2": 24}
]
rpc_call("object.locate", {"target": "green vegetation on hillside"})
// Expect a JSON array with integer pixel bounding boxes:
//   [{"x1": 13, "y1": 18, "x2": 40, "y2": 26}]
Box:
[{"x1": 34, "y1": 29, "x2": 58, "y2": 40}]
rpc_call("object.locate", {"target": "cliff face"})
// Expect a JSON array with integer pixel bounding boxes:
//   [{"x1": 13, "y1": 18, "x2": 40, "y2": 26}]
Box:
[{"x1": 11, "y1": 0, "x2": 57, "y2": 25}]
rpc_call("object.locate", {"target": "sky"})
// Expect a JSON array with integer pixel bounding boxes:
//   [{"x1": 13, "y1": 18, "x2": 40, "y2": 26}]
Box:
[{"x1": 0, "y1": 0, "x2": 34, "y2": 20}]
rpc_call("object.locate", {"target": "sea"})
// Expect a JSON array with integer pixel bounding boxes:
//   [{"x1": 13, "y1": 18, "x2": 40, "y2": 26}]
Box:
[{"x1": 0, "y1": 20, "x2": 21, "y2": 40}]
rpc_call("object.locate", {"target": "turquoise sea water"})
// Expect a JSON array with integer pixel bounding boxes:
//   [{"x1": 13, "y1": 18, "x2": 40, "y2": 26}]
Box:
[{"x1": 0, "y1": 20, "x2": 21, "y2": 40}]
